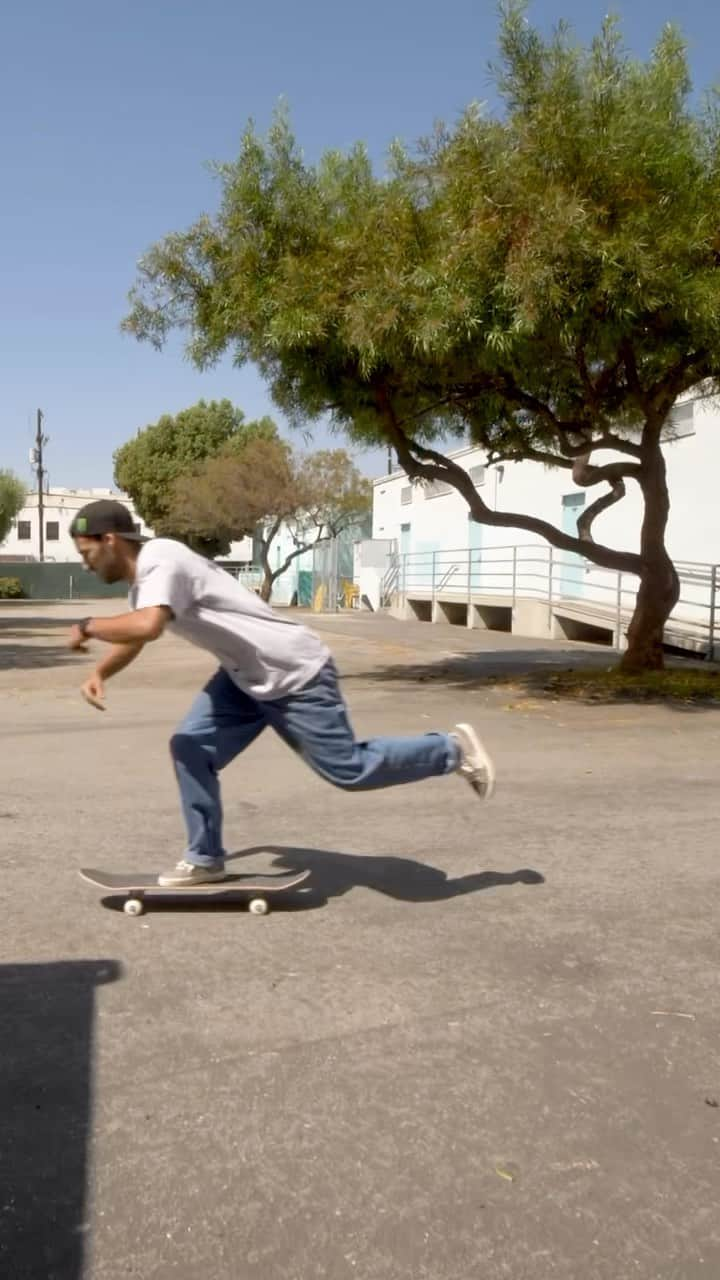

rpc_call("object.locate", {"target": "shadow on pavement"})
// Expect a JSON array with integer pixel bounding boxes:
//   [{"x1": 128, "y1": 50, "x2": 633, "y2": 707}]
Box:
[
  {"x1": 0, "y1": 617, "x2": 85, "y2": 672},
  {"x1": 0, "y1": 959, "x2": 122, "y2": 1280},
  {"x1": 342, "y1": 650, "x2": 720, "y2": 711},
  {"x1": 342, "y1": 647, "x2": 616, "y2": 687},
  {"x1": 229, "y1": 845, "x2": 545, "y2": 903}
]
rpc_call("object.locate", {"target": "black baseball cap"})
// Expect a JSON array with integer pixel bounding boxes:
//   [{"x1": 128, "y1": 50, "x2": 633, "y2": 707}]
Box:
[{"x1": 70, "y1": 499, "x2": 145, "y2": 541}]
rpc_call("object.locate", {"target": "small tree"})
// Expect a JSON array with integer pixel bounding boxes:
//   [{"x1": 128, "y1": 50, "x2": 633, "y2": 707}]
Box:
[
  {"x1": 125, "y1": 6, "x2": 720, "y2": 669},
  {"x1": 168, "y1": 439, "x2": 371, "y2": 600},
  {"x1": 0, "y1": 470, "x2": 26, "y2": 545},
  {"x1": 114, "y1": 399, "x2": 278, "y2": 556}
]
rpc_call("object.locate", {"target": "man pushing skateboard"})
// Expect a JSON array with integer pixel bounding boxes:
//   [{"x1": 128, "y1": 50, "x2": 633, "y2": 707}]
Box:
[{"x1": 67, "y1": 499, "x2": 495, "y2": 887}]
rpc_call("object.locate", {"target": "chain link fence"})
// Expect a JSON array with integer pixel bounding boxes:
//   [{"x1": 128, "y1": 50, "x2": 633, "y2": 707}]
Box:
[{"x1": 310, "y1": 535, "x2": 358, "y2": 612}]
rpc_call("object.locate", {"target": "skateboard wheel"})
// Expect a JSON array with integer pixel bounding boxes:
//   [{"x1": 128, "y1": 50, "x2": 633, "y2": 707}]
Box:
[
  {"x1": 124, "y1": 898, "x2": 145, "y2": 917},
  {"x1": 248, "y1": 897, "x2": 269, "y2": 916}
]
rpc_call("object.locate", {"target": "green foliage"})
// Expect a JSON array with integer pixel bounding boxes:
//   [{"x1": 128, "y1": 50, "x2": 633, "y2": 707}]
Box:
[
  {"x1": 0, "y1": 471, "x2": 26, "y2": 546},
  {"x1": 124, "y1": 4, "x2": 720, "y2": 663},
  {"x1": 113, "y1": 399, "x2": 278, "y2": 555},
  {"x1": 0, "y1": 577, "x2": 24, "y2": 599},
  {"x1": 124, "y1": 18, "x2": 720, "y2": 448}
]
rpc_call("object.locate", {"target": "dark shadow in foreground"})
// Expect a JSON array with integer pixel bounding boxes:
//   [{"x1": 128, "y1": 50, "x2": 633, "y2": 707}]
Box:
[
  {"x1": 228, "y1": 845, "x2": 544, "y2": 903},
  {"x1": 0, "y1": 960, "x2": 122, "y2": 1280}
]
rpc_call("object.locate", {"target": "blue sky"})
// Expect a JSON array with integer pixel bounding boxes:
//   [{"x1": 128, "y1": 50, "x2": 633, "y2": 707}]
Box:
[{"x1": 1, "y1": 0, "x2": 716, "y2": 490}]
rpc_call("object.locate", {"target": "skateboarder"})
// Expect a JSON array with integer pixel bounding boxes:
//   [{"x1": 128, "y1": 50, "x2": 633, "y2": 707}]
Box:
[{"x1": 68, "y1": 499, "x2": 495, "y2": 887}]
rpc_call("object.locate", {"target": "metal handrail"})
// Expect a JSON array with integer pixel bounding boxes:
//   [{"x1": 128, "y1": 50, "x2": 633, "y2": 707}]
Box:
[
  {"x1": 436, "y1": 564, "x2": 459, "y2": 591},
  {"x1": 383, "y1": 544, "x2": 720, "y2": 657}
]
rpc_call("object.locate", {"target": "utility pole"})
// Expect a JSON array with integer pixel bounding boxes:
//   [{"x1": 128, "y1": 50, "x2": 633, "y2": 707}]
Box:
[
  {"x1": 31, "y1": 410, "x2": 48, "y2": 562},
  {"x1": 387, "y1": 444, "x2": 393, "y2": 475}
]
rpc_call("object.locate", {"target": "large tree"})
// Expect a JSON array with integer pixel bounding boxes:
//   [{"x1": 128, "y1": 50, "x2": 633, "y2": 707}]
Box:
[
  {"x1": 168, "y1": 438, "x2": 371, "y2": 600},
  {"x1": 0, "y1": 470, "x2": 26, "y2": 545},
  {"x1": 114, "y1": 399, "x2": 277, "y2": 556},
  {"x1": 124, "y1": 4, "x2": 720, "y2": 670}
]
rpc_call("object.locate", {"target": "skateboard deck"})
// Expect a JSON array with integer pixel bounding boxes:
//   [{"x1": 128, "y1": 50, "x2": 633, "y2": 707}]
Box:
[{"x1": 79, "y1": 867, "x2": 310, "y2": 917}]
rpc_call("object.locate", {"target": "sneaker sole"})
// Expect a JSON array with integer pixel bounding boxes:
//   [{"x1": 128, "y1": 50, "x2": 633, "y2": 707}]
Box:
[{"x1": 455, "y1": 723, "x2": 496, "y2": 800}]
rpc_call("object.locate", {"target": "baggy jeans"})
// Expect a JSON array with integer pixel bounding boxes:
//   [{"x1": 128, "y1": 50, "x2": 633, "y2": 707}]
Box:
[{"x1": 169, "y1": 660, "x2": 461, "y2": 865}]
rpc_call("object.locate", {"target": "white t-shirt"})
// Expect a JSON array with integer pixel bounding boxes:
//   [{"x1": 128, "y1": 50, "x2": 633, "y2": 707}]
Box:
[{"x1": 128, "y1": 539, "x2": 330, "y2": 700}]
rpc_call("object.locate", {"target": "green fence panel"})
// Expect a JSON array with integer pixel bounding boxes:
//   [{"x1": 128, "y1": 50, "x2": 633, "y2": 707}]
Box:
[{"x1": 0, "y1": 563, "x2": 126, "y2": 600}]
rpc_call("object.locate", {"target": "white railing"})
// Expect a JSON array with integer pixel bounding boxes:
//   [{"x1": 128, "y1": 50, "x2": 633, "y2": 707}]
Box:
[{"x1": 380, "y1": 544, "x2": 720, "y2": 657}]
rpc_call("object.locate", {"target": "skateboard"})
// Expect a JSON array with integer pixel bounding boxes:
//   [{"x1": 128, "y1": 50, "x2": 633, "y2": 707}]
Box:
[{"x1": 78, "y1": 867, "x2": 311, "y2": 917}]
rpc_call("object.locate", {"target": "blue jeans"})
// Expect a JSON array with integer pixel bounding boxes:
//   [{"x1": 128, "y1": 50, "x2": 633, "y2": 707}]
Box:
[{"x1": 169, "y1": 660, "x2": 461, "y2": 866}]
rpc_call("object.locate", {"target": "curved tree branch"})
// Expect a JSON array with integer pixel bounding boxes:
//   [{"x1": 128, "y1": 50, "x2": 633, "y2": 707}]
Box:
[
  {"x1": 571, "y1": 455, "x2": 642, "y2": 487},
  {"x1": 576, "y1": 482, "x2": 626, "y2": 542},
  {"x1": 452, "y1": 373, "x2": 642, "y2": 459},
  {"x1": 648, "y1": 350, "x2": 709, "y2": 420},
  {"x1": 453, "y1": 374, "x2": 587, "y2": 445},
  {"x1": 570, "y1": 451, "x2": 640, "y2": 544},
  {"x1": 376, "y1": 390, "x2": 642, "y2": 575},
  {"x1": 592, "y1": 432, "x2": 642, "y2": 457},
  {"x1": 488, "y1": 446, "x2": 574, "y2": 469}
]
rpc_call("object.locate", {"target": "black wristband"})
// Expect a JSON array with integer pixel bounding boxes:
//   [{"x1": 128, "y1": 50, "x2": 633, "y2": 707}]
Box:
[{"x1": 78, "y1": 617, "x2": 94, "y2": 638}]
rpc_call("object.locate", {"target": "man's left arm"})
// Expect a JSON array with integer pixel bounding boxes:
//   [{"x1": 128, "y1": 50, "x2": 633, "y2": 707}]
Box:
[{"x1": 68, "y1": 606, "x2": 172, "y2": 650}]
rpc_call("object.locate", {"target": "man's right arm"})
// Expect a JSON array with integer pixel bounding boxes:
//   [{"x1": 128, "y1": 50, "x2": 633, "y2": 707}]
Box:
[
  {"x1": 80, "y1": 641, "x2": 145, "y2": 711},
  {"x1": 96, "y1": 640, "x2": 145, "y2": 680}
]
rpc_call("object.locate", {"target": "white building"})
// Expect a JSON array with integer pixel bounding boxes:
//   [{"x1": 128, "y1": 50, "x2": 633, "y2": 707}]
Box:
[
  {"x1": 369, "y1": 391, "x2": 720, "y2": 653},
  {"x1": 1, "y1": 489, "x2": 150, "y2": 562},
  {"x1": 0, "y1": 488, "x2": 253, "y2": 566}
]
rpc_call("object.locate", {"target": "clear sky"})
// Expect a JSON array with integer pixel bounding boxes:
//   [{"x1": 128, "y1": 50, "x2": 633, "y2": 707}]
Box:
[{"x1": 0, "y1": 0, "x2": 715, "y2": 490}]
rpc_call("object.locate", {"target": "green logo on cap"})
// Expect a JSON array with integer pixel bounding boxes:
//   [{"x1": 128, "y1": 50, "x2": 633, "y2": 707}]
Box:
[{"x1": 74, "y1": 517, "x2": 87, "y2": 533}]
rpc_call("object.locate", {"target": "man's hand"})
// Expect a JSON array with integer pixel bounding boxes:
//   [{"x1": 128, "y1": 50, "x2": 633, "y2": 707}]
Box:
[
  {"x1": 68, "y1": 623, "x2": 89, "y2": 652},
  {"x1": 81, "y1": 674, "x2": 106, "y2": 711}
]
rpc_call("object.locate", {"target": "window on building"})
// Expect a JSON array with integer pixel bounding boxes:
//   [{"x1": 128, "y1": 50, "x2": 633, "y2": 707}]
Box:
[
  {"x1": 17, "y1": 520, "x2": 31, "y2": 540},
  {"x1": 400, "y1": 486, "x2": 412, "y2": 506},
  {"x1": 425, "y1": 479, "x2": 453, "y2": 499},
  {"x1": 469, "y1": 465, "x2": 486, "y2": 487},
  {"x1": 133, "y1": 522, "x2": 142, "y2": 535},
  {"x1": 46, "y1": 522, "x2": 59, "y2": 541}
]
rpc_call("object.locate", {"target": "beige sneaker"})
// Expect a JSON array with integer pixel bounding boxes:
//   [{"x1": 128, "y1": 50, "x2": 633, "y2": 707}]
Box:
[
  {"x1": 451, "y1": 723, "x2": 496, "y2": 800},
  {"x1": 157, "y1": 859, "x2": 227, "y2": 887}
]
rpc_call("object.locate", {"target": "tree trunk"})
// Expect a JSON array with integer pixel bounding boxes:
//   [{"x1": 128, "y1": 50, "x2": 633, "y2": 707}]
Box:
[
  {"x1": 621, "y1": 551, "x2": 680, "y2": 672},
  {"x1": 258, "y1": 521, "x2": 283, "y2": 603},
  {"x1": 258, "y1": 541, "x2": 274, "y2": 602},
  {"x1": 619, "y1": 437, "x2": 679, "y2": 673}
]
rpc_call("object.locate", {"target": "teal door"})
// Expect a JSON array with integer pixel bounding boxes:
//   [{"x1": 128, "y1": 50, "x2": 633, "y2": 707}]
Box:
[{"x1": 560, "y1": 493, "x2": 586, "y2": 597}]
